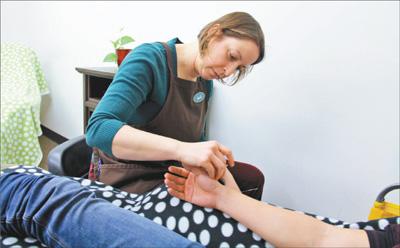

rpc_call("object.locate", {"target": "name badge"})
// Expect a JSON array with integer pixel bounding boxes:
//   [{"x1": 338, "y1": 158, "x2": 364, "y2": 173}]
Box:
[{"x1": 193, "y1": 91, "x2": 206, "y2": 103}]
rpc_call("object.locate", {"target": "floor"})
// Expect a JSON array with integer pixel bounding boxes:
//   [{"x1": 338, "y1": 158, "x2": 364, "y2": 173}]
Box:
[{"x1": 38, "y1": 135, "x2": 58, "y2": 170}]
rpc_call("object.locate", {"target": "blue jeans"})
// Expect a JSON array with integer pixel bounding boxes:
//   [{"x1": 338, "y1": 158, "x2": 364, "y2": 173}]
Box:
[{"x1": 0, "y1": 172, "x2": 203, "y2": 248}]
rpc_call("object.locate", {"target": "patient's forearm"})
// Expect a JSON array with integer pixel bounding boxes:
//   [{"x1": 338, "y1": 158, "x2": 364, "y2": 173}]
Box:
[
  {"x1": 222, "y1": 169, "x2": 240, "y2": 192},
  {"x1": 216, "y1": 188, "x2": 369, "y2": 247}
]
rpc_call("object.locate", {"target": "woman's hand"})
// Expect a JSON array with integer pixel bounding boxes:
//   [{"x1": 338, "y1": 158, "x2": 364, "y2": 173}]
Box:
[
  {"x1": 164, "y1": 166, "x2": 225, "y2": 208},
  {"x1": 177, "y1": 140, "x2": 234, "y2": 180}
]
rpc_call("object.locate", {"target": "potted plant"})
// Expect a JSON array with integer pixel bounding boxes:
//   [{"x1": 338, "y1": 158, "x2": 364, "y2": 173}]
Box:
[{"x1": 103, "y1": 28, "x2": 135, "y2": 66}]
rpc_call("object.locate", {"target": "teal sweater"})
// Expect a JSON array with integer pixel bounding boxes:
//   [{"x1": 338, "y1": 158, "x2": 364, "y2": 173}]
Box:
[{"x1": 86, "y1": 38, "x2": 213, "y2": 156}]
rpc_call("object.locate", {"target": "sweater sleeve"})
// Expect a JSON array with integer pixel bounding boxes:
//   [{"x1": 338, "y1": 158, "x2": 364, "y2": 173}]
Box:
[
  {"x1": 366, "y1": 224, "x2": 400, "y2": 248},
  {"x1": 86, "y1": 43, "x2": 161, "y2": 155}
]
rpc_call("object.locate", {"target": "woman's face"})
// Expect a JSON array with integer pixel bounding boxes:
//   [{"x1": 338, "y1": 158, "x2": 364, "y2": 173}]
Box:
[{"x1": 196, "y1": 35, "x2": 260, "y2": 80}]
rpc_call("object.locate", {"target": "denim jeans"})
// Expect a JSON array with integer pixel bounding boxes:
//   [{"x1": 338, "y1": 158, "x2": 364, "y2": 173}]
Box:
[{"x1": 0, "y1": 172, "x2": 204, "y2": 248}]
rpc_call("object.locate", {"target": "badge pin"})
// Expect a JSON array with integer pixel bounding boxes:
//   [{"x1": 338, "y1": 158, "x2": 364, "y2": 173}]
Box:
[{"x1": 193, "y1": 91, "x2": 206, "y2": 103}]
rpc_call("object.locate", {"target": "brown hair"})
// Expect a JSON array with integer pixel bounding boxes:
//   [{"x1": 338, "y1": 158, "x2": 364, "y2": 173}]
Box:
[{"x1": 197, "y1": 12, "x2": 265, "y2": 85}]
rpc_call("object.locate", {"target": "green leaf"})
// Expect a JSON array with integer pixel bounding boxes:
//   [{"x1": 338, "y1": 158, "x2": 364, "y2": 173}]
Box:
[
  {"x1": 119, "y1": 36, "x2": 135, "y2": 47},
  {"x1": 111, "y1": 40, "x2": 119, "y2": 49},
  {"x1": 103, "y1": 53, "x2": 117, "y2": 62}
]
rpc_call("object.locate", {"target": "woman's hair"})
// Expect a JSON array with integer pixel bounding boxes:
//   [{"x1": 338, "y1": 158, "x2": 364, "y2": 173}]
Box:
[{"x1": 197, "y1": 12, "x2": 265, "y2": 85}]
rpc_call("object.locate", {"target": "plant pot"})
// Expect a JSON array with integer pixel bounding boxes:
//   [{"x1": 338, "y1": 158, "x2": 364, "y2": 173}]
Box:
[{"x1": 116, "y1": 49, "x2": 132, "y2": 66}]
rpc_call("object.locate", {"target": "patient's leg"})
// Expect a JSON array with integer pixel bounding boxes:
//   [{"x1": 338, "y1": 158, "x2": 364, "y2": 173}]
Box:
[{"x1": 0, "y1": 172, "x2": 202, "y2": 248}]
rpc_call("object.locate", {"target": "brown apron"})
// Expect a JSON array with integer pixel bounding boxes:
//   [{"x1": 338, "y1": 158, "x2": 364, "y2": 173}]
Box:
[{"x1": 89, "y1": 42, "x2": 210, "y2": 194}]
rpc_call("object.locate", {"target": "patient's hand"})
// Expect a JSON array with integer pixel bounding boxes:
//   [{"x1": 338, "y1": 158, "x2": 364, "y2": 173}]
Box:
[
  {"x1": 164, "y1": 166, "x2": 223, "y2": 208},
  {"x1": 222, "y1": 169, "x2": 241, "y2": 192}
]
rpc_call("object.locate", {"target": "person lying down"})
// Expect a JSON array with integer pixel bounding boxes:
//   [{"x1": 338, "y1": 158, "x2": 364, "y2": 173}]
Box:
[{"x1": 0, "y1": 165, "x2": 398, "y2": 247}]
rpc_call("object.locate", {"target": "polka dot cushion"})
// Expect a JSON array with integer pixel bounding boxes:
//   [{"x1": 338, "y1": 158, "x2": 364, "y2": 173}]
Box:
[
  {"x1": 1, "y1": 166, "x2": 399, "y2": 248},
  {"x1": 0, "y1": 43, "x2": 49, "y2": 167}
]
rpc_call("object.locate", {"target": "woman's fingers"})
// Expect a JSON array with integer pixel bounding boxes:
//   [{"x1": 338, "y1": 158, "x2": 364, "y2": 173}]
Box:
[
  {"x1": 187, "y1": 166, "x2": 208, "y2": 177},
  {"x1": 211, "y1": 154, "x2": 226, "y2": 180},
  {"x1": 202, "y1": 162, "x2": 216, "y2": 179},
  {"x1": 187, "y1": 162, "x2": 215, "y2": 179},
  {"x1": 184, "y1": 162, "x2": 215, "y2": 179},
  {"x1": 216, "y1": 150, "x2": 227, "y2": 165},
  {"x1": 218, "y1": 143, "x2": 235, "y2": 167}
]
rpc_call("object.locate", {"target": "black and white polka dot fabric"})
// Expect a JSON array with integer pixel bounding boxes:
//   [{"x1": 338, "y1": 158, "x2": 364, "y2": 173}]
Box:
[{"x1": 1, "y1": 165, "x2": 399, "y2": 248}]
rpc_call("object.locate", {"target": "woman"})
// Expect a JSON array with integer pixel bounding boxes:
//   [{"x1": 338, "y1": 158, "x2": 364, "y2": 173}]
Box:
[
  {"x1": 86, "y1": 11, "x2": 266, "y2": 199},
  {"x1": 164, "y1": 166, "x2": 400, "y2": 248}
]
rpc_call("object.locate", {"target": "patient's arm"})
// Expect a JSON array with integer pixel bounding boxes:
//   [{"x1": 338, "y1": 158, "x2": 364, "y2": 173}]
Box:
[
  {"x1": 164, "y1": 166, "x2": 369, "y2": 248},
  {"x1": 220, "y1": 167, "x2": 241, "y2": 192}
]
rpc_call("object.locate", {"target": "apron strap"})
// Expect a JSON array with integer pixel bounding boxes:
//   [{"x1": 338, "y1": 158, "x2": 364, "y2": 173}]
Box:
[{"x1": 161, "y1": 42, "x2": 174, "y2": 83}]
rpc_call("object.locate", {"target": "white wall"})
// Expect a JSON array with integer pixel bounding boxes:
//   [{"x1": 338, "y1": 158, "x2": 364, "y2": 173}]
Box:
[{"x1": 1, "y1": 1, "x2": 398, "y2": 222}]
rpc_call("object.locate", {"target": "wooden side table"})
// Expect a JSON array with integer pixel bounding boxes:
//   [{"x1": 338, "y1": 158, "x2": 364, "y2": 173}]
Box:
[{"x1": 76, "y1": 67, "x2": 117, "y2": 132}]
